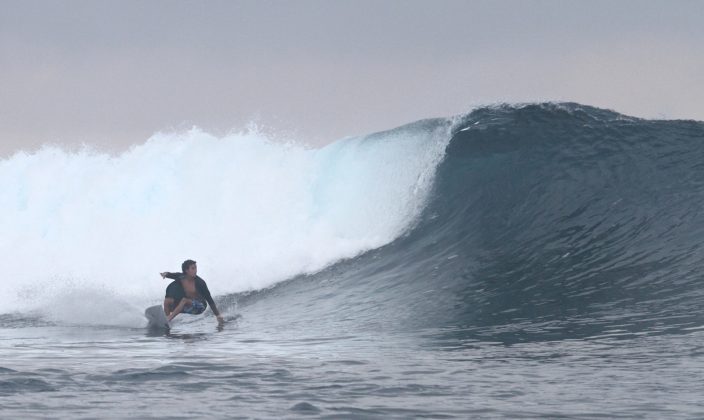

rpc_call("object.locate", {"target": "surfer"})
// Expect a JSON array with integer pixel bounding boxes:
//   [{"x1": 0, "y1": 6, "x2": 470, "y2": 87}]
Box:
[{"x1": 160, "y1": 259, "x2": 224, "y2": 325}]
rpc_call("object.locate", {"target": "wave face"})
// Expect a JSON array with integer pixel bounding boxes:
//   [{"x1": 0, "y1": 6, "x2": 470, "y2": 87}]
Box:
[
  {"x1": 237, "y1": 103, "x2": 704, "y2": 342},
  {"x1": 0, "y1": 122, "x2": 451, "y2": 325}
]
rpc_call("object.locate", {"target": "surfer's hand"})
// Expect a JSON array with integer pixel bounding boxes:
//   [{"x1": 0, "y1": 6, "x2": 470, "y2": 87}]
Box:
[
  {"x1": 216, "y1": 315, "x2": 224, "y2": 324},
  {"x1": 160, "y1": 272, "x2": 167, "y2": 279}
]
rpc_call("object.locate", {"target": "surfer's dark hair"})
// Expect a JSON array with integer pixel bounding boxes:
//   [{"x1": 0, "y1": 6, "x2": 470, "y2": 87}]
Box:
[{"x1": 182, "y1": 259, "x2": 197, "y2": 273}]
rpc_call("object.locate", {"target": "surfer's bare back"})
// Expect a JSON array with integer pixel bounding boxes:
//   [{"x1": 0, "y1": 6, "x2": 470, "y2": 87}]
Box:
[{"x1": 160, "y1": 259, "x2": 224, "y2": 325}]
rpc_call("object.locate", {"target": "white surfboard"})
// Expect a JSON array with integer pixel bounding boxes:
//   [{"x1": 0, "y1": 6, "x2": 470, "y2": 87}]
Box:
[{"x1": 144, "y1": 305, "x2": 170, "y2": 330}]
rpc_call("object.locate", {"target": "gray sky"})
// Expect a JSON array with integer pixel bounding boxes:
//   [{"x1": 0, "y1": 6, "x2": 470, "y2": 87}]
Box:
[{"x1": 1, "y1": 0, "x2": 703, "y2": 156}]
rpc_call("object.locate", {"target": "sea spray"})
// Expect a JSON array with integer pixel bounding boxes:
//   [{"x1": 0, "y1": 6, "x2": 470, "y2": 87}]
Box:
[{"x1": 0, "y1": 121, "x2": 452, "y2": 324}]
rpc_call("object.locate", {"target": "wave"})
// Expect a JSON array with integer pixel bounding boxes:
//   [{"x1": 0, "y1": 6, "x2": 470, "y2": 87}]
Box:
[
  {"x1": 234, "y1": 103, "x2": 704, "y2": 342},
  {"x1": 5, "y1": 102, "x2": 704, "y2": 341}
]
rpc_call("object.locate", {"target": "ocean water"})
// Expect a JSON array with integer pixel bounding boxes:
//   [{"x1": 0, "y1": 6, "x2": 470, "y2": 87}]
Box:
[{"x1": 2, "y1": 103, "x2": 704, "y2": 418}]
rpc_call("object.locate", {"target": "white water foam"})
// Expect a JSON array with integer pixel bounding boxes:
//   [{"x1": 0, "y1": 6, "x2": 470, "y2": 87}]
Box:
[{"x1": 0, "y1": 121, "x2": 451, "y2": 325}]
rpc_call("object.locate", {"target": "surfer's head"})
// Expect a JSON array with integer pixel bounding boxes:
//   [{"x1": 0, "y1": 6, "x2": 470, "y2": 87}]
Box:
[{"x1": 181, "y1": 259, "x2": 197, "y2": 276}]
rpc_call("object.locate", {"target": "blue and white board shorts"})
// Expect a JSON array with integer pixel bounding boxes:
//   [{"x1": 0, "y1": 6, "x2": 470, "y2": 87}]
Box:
[{"x1": 182, "y1": 299, "x2": 206, "y2": 315}]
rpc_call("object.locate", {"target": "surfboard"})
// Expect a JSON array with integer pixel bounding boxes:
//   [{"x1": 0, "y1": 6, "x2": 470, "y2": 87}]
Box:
[{"x1": 144, "y1": 305, "x2": 170, "y2": 330}]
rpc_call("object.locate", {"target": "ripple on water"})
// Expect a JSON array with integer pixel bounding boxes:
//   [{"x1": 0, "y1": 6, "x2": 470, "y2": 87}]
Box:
[
  {"x1": 0, "y1": 377, "x2": 56, "y2": 394},
  {"x1": 290, "y1": 402, "x2": 321, "y2": 413}
]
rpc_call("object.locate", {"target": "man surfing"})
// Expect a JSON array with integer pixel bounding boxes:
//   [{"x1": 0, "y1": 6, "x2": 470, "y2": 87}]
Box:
[{"x1": 160, "y1": 259, "x2": 224, "y2": 325}]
